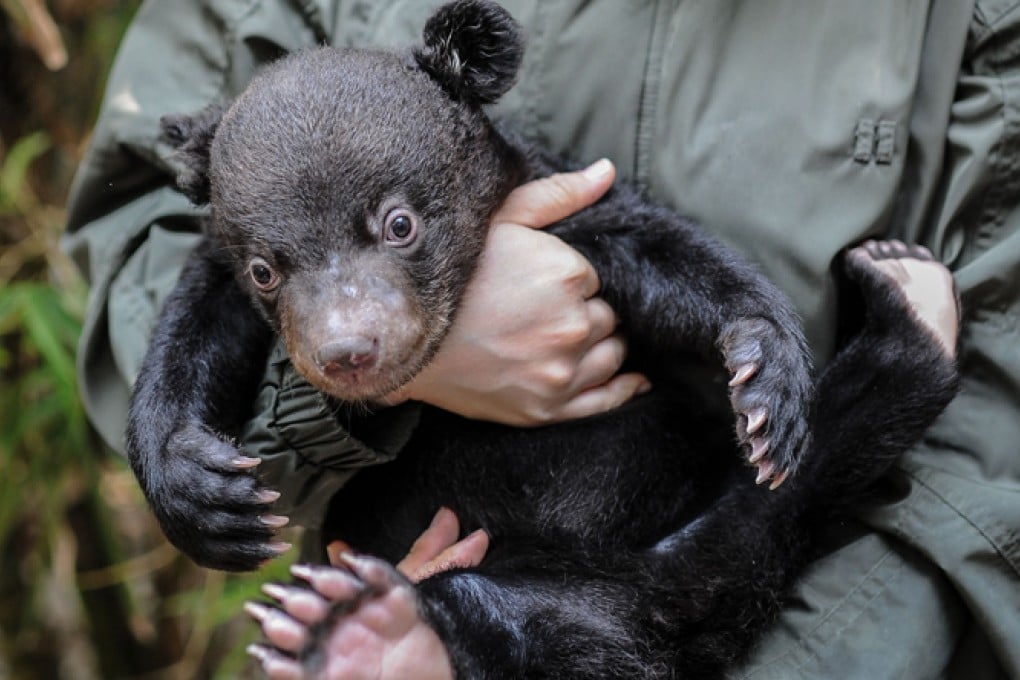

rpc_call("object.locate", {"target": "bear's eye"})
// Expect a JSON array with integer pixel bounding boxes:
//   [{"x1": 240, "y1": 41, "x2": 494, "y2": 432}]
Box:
[
  {"x1": 248, "y1": 257, "x2": 280, "y2": 292},
  {"x1": 383, "y1": 209, "x2": 419, "y2": 246}
]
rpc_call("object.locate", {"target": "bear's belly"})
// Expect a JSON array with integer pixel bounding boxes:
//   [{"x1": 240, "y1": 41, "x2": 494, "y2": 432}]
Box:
[{"x1": 326, "y1": 389, "x2": 736, "y2": 562}]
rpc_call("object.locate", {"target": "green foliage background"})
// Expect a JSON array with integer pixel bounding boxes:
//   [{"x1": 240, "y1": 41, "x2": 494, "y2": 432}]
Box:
[{"x1": 0, "y1": 3, "x2": 295, "y2": 678}]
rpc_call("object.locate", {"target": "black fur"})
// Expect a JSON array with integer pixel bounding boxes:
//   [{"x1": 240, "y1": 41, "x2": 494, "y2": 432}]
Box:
[
  {"x1": 127, "y1": 1, "x2": 959, "y2": 676},
  {"x1": 413, "y1": 0, "x2": 524, "y2": 105},
  {"x1": 318, "y1": 249, "x2": 959, "y2": 679},
  {"x1": 158, "y1": 104, "x2": 225, "y2": 205}
]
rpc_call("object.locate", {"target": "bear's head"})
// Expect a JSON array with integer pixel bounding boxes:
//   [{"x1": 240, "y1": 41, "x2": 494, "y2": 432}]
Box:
[{"x1": 161, "y1": 0, "x2": 526, "y2": 401}]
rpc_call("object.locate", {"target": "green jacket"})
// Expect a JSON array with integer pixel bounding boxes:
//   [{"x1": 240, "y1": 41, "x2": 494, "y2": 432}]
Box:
[{"x1": 64, "y1": 1, "x2": 1020, "y2": 677}]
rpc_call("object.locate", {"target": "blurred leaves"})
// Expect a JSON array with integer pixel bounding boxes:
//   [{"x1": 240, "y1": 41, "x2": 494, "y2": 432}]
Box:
[
  {"x1": 0, "y1": 3, "x2": 288, "y2": 678},
  {"x1": 0, "y1": 0, "x2": 67, "y2": 70},
  {"x1": 0, "y1": 131, "x2": 51, "y2": 212}
]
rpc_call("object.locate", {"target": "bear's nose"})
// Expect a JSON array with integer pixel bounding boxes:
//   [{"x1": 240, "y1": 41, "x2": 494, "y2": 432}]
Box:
[{"x1": 315, "y1": 337, "x2": 379, "y2": 374}]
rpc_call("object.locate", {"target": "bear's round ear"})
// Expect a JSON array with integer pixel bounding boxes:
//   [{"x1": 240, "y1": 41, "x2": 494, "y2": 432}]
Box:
[
  {"x1": 412, "y1": 0, "x2": 524, "y2": 106},
  {"x1": 159, "y1": 102, "x2": 226, "y2": 205}
]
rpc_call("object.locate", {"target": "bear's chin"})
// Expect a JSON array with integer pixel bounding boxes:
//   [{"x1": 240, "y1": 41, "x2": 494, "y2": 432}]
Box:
[{"x1": 293, "y1": 355, "x2": 426, "y2": 405}]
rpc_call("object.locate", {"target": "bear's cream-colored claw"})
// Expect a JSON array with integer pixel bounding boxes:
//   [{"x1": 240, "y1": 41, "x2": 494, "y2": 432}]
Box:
[
  {"x1": 755, "y1": 461, "x2": 775, "y2": 485},
  {"x1": 247, "y1": 643, "x2": 305, "y2": 680},
  {"x1": 261, "y1": 514, "x2": 290, "y2": 529},
  {"x1": 291, "y1": 563, "x2": 366, "y2": 601},
  {"x1": 233, "y1": 455, "x2": 262, "y2": 469},
  {"x1": 245, "y1": 601, "x2": 309, "y2": 652},
  {"x1": 749, "y1": 437, "x2": 770, "y2": 464},
  {"x1": 257, "y1": 489, "x2": 282, "y2": 504},
  {"x1": 768, "y1": 470, "x2": 790, "y2": 491},
  {"x1": 728, "y1": 363, "x2": 758, "y2": 386},
  {"x1": 262, "y1": 583, "x2": 332, "y2": 624},
  {"x1": 746, "y1": 407, "x2": 767, "y2": 435}
]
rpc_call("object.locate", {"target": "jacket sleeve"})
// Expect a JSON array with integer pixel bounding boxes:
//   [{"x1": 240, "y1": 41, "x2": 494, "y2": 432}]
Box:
[
  {"x1": 62, "y1": 0, "x2": 230, "y2": 453},
  {"x1": 63, "y1": 0, "x2": 402, "y2": 524},
  {"x1": 738, "y1": 5, "x2": 1020, "y2": 677},
  {"x1": 239, "y1": 337, "x2": 420, "y2": 530},
  {"x1": 866, "y1": 3, "x2": 1020, "y2": 674}
]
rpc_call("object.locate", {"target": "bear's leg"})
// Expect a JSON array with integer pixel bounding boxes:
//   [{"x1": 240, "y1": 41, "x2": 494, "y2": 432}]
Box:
[
  {"x1": 553, "y1": 197, "x2": 814, "y2": 488},
  {"x1": 791, "y1": 238, "x2": 960, "y2": 498},
  {"x1": 127, "y1": 238, "x2": 286, "y2": 571},
  {"x1": 631, "y1": 244, "x2": 962, "y2": 673},
  {"x1": 248, "y1": 551, "x2": 671, "y2": 680}
]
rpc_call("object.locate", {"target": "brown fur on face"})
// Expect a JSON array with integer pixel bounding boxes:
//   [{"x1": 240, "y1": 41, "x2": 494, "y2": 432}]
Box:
[
  {"x1": 277, "y1": 250, "x2": 435, "y2": 401},
  {"x1": 166, "y1": 45, "x2": 525, "y2": 401}
]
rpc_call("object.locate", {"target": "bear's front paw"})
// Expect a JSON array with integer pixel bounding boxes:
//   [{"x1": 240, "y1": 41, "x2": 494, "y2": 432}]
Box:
[
  {"x1": 149, "y1": 422, "x2": 290, "y2": 571},
  {"x1": 719, "y1": 318, "x2": 813, "y2": 489}
]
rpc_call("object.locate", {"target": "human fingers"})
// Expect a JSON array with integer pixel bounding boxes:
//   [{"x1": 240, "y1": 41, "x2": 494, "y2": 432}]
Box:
[
  {"x1": 395, "y1": 507, "x2": 460, "y2": 579},
  {"x1": 482, "y1": 224, "x2": 601, "y2": 299},
  {"x1": 583, "y1": 296, "x2": 620, "y2": 345},
  {"x1": 326, "y1": 540, "x2": 354, "y2": 566},
  {"x1": 566, "y1": 333, "x2": 629, "y2": 395},
  {"x1": 540, "y1": 299, "x2": 620, "y2": 398},
  {"x1": 494, "y1": 158, "x2": 616, "y2": 229},
  {"x1": 403, "y1": 529, "x2": 490, "y2": 584},
  {"x1": 552, "y1": 372, "x2": 652, "y2": 423}
]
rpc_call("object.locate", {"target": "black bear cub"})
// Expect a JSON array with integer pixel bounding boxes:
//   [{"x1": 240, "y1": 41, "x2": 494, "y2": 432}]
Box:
[{"x1": 127, "y1": 0, "x2": 959, "y2": 678}]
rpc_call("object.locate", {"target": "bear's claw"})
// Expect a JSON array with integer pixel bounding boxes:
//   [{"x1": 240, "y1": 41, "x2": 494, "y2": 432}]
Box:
[{"x1": 720, "y1": 317, "x2": 813, "y2": 490}]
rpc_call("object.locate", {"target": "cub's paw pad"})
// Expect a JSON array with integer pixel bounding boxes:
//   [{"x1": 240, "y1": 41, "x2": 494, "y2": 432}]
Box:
[
  {"x1": 249, "y1": 557, "x2": 452, "y2": 680},
  {"x1": 720, "y1": 318, "x2": 812, "y2": 489},
  {"x1": 845, "y1": 240, "x2": 960, "y2": 357}
]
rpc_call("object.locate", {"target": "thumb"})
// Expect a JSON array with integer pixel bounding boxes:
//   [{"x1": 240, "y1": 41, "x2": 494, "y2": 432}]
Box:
[{"x1": 494, "y1": 158, "x2": 616, "y2": 229}]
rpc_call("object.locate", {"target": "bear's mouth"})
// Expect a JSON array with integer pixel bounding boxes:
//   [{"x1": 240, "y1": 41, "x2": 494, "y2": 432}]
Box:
[{"x1": 290, "y1": 343, "x2": 430, "y2": 404}]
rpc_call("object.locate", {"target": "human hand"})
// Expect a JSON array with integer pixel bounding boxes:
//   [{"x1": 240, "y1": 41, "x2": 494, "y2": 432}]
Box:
[
  {"x1": 326, "y1": 507, "x2": 488, "y2": 583},
  {"x1": 388, "y1": 160, "x2": 651, "y2": 426}
]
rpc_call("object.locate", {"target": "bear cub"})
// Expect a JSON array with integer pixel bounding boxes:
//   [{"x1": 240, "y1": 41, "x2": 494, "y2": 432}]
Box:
[{"x1": 127, "y1": 1, "x2": 959, "y2": 678}]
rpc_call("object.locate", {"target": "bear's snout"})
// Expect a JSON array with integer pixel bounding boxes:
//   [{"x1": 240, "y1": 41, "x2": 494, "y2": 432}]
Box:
[
  {"x1": 277, "y1": 263, "x2": 435, "y2": 401},
  {"x1": 315, "y1": 336, "x2": 379, "y2": 375}
]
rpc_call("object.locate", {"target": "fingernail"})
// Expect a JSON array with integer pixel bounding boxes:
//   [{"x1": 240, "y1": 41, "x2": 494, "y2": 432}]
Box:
[
  {"x1": 583, "y1": 158, "x2": 613, "y2": 181},
  {"x1": 635, "y1": 380, "x2": 653, "y2": 395},
  {"x1": 431, "y1": 507, "x2": 453, "y2": 527},
  {"x1": 326, "y1": 542, "x2": 344, "y2": 566},
  {"x1": 270, "y1": 541, "x2": 292, "y2": 555}
]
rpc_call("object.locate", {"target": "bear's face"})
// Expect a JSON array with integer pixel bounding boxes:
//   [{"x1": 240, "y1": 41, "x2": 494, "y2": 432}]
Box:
[{"x1": 161, "y1": 0, "x2": 525, "y2": 401}]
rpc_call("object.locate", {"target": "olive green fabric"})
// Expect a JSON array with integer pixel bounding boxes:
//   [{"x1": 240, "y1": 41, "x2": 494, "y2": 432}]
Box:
[
  {"x1": 63, "y1": 0, "x2": 1020, "y2": 677},
  {"x1": 239, "y1": 337, "x2": 421, "y2": 530}
]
